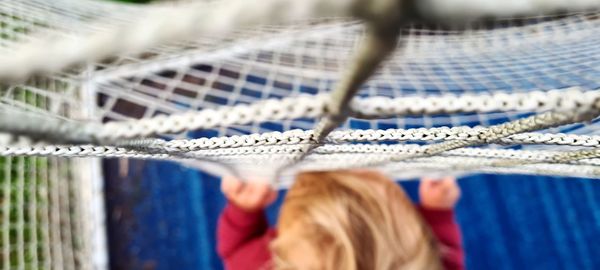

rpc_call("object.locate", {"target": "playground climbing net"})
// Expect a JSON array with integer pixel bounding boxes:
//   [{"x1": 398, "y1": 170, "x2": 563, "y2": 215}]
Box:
[
  {"x1": 1, "y1": 0, "x2": 600, "y2": 182},
  {"x1": 3, "y1": 0, "x2": 600, "y2": 269},
  {"x1": 1, "y1": 0, "x2": 600, "y2": 267}
]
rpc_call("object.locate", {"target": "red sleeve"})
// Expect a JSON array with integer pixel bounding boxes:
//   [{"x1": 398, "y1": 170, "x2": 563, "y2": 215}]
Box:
[
  {"x1": 217, "y1": 203, "x2": 275, "y2": 270},
  {"x1": 418, "y1": 206, "x2": 465, "y2": 270}
]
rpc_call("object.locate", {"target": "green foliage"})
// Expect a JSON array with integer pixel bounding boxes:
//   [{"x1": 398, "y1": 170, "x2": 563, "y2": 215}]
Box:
[
  {"x1": 1, "y1": 157, "x2": 49, "y2": 268},
  {"x1": 0, "y1": 3, "x2": 79, "y2": 268}
]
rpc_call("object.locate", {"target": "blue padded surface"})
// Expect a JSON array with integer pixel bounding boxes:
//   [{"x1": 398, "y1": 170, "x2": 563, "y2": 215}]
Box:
[{"x1": 104, "y1": 160, "x2": 600, "y2": 270}]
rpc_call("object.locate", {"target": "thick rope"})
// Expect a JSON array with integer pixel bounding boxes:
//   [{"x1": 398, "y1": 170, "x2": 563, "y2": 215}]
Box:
[
  {"x1": 356, "y1": 97, "x2": 600, "y2": 168},
  {"x1": 95, "y1": 87, "x2": 592, "y2": 141},
  {"x1": 0, "y1": 0, "x2": 358, "y2": 82},
  {"x1": 0, "y1": 105, "x2": 102, "y2": 144},
  {"x1": 419, "y1": 0, "x2": 600, "y2": 20},
  {"x1": 4, "y1": 143, "x2": 600, "y2": 167},
  {"x1": 143, "y1": 128, "x2": 600, "y2": 151},
  {"x1": 6, "y1": 87, "x2": 595, "y2": 145},
  {"x1": 1, "y1": 0, "x2": 598, "y2": 82},
  {"x1": 285, "y1": 10, "x2": 404, "y2": 170},
  {"x1": 1, "y1": 0, "x2": 600, "y2": 181},
  {"x1": 4, "y1": 125, "x2": 600, "y2": 180}
]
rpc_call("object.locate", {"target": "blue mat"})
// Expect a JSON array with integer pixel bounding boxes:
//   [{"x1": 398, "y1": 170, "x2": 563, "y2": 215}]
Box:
[{"x1": 104, "y1": 159, "x2": 600, "y2": 270}]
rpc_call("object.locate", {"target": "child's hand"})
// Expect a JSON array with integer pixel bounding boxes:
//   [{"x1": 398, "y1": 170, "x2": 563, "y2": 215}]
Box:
[
  {"x1": 221, "y1": 175, "x2": 277, "y2": 212},
  {"x1": 419, "y1": 177, "x2": 461, "y2": 210}
]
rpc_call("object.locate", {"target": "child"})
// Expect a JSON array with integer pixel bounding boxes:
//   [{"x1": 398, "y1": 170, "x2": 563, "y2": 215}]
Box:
[{"x1": 218, "y1": 170, "x2": 464, "y2": 270}]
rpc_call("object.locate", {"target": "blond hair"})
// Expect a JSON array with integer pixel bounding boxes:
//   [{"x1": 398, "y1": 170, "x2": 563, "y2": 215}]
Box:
[{"x1": 271, "y1": 170, "x2": 442, "y2": 270}]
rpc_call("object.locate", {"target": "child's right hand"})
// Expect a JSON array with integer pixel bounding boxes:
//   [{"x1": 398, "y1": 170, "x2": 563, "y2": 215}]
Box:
[
  {"x1": 419, "y1": 177, "x2": 461, "y2": 210},
  {"x1": 221, "y1": 175, "x2": 278, "y2": 212}
]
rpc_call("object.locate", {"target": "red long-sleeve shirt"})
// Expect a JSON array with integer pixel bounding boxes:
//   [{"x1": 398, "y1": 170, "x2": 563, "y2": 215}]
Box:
[{"x1": 217, "y1": 203, "x2": 464, "y2": 270}]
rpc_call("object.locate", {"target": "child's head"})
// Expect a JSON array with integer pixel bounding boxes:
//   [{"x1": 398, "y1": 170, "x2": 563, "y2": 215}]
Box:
[{"x1": 271, "y1": 170, "x2": 442, "y2": 270}]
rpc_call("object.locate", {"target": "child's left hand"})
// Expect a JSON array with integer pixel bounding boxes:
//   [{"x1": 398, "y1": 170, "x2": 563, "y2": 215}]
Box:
[
  {"x1": 419, "y1": 177, "x2": 461, "y2": 210},
  {"x1": 221, "y1": 176, "x2": 278, "y2": 212}
]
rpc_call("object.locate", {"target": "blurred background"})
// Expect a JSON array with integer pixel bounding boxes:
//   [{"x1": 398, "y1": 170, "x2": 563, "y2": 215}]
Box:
[
  {"x1": 105, "y1": 159, "x2": 600, "y2": 270},
  {"x1": 101, "y1": 0, "x2": 600, "y2": 269}
]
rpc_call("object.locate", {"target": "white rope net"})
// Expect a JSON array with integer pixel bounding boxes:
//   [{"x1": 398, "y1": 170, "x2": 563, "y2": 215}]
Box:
[
  {"x1": 1, "y1": 0, "x2": 600, "y2": 186},
  {"x1": 0, "y1": 1, "x2": 111, "y2": 269},
  {"x1": 0, "y1": 156, "x2": 106, "y2": 270},
  {"x1": 2, "y1": 1, "x2": 600, "y2": 269}
]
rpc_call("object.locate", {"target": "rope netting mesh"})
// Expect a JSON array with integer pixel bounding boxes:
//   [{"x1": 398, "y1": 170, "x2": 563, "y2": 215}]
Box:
[
  {"x1": 0, "y1": 157, "x2": 106, "y2": 270},
  {"x1": 0, "y1": 0, "x2": 600, "y2": 185},
  {"x1": 0, "y1": 1, "x2": 111, "y2": 269},
  {"x1": 1, "y1": 1, "x2": 599, "y2": 269}
]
